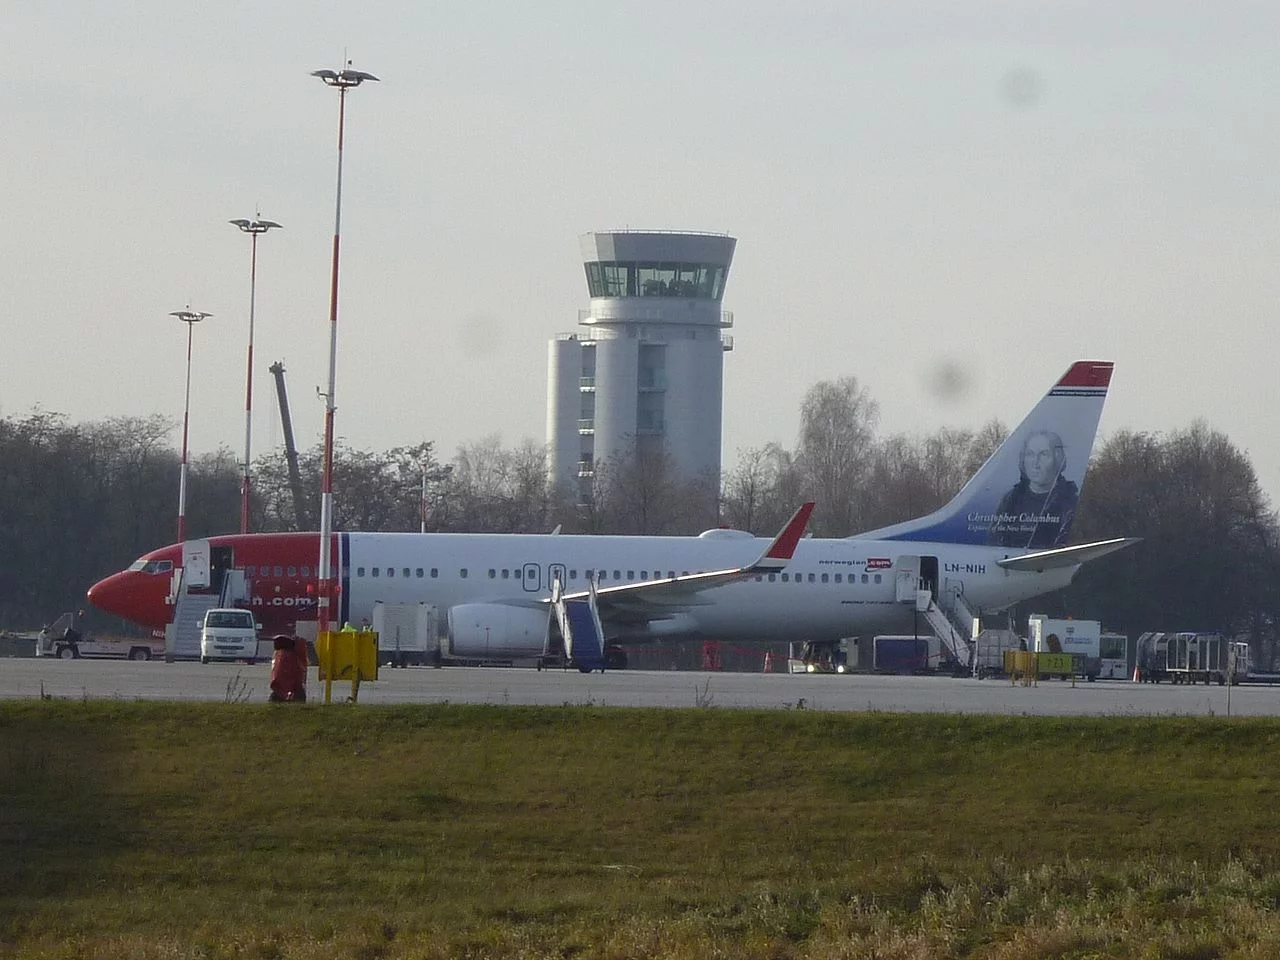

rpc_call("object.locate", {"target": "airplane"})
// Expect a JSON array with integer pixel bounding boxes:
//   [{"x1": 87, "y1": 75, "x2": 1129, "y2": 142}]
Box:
[{"x1": 87, "y1": 360, "x2": 1137, "y2": 669}]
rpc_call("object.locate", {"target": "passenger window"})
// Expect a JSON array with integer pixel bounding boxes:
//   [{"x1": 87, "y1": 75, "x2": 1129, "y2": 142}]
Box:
[
  {"x1": 781, "y1": 574, "x2": 789, "y2": 582},
  {"x1": 372, "y1": 568, "x2": 380, "y2": 578},
  {"x1": 668, "y1": 571, "x2": 675, "y2": 579},
  {"x1": 501, "y1": 569, "x2": 509, "y2": 579},
  {"x1": 808, "y1": 574, "x2": 815, "y2": 583},
  {"x1": 768, "y1": 573, "x2": 776, "y2": 582},
  {"x1": 874, "y1": 574, "x2": 882, "y2": 584},
  {"x1": 460, "y1": 569, "x2": 468, "y2": 578},
  {"x1": 613, "y1": 569, "x2": 621, "y2": 580},
  {"x1": 356, "y1": 567, "x2": 365, "y2": 578},
  {"x1": 488, "y1": 569, "x2": 496, "y2": 579},
  {"x1": 403, "y1": 568, "x2": 410, "y2": 579},
  {"x1": 834, "y1": 574, "x2": 841, "y2": 583},
  {"x1": 430, "y1": 568, "x2": 438, "y2": 578},
  {"x1": 388, "y1": 568, "x2": 395, "y2": 578},
  {"x1": 302, "y1": 566, "x2": 311, "y2": 578},
  {"x1": 641, "y1": 571, "x2": 648, "y2": 579},
  {"x1": 287, "y1": 566, "x2": 297, "y2": 577},
  {"x1": 598, "y1": 570, "x2": 606, "y2": 581},
  {"x1": 515, "y1": 568, "x2": 523, "y2": 578},
  {"x1": 627, "y1": 570, "x2": 634, "y2": 580},
  {"x1": 821, "y1": 574, "x2": 829, "y2": 583},
  {"x1": 569, "y1": 569, "x2": 577, "y2": 579},
  {"x1": 861, "y1": 573, "x2": 869, "y2": 584},
  {"x1": 273, "y1": 566, "x2": 283, "y2": 577},
  {"x1": 416, "y1": 568, "x2": 424, "y2": 578}
]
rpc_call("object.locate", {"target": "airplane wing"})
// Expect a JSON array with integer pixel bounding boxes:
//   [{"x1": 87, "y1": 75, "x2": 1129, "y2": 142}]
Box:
[
  {"x1": 996, "y1": 537, "x2": 1141, "y2": 572},
  {"x1": 552, "y1": 502, "x2": 815, "y2": 625}
]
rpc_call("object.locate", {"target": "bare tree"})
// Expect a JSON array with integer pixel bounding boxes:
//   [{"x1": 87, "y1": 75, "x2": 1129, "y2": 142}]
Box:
[{"x1": 794, "y1": 377, "x2": 879, "y2": 536}]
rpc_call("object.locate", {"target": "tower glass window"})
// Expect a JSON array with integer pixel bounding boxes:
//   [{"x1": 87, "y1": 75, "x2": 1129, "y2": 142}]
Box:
[{"x1": 584, "y1": 262, "x2": 728, "y2": 301}]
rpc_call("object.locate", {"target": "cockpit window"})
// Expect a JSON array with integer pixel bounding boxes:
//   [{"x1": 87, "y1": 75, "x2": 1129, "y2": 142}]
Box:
[{"x1": 129, "y1": 559, "x2": 174, "y2": 575}]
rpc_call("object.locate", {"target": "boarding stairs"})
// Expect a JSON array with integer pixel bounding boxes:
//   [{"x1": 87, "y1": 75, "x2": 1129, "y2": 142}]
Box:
[
  {"x1": 168, "y1": 593, "x2": 222, "y2": 660},
  {"x1": 916, "y1": 587, "x2": 978, "y2": 672},
  {"x1": 549, "y1": 574, "x2": 607, "y2": 672},
  {"x1": 165, "y1": 566, "x2": 245, "y2": 661}
]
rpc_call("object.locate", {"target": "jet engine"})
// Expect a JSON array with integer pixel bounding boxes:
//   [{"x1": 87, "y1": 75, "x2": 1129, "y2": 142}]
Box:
[{"x1": 446, "y1": 603, "x2": 549, "y2": 659}]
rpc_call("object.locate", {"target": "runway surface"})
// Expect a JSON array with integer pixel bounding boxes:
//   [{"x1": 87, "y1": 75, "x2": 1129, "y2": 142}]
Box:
[{"x1": 1, "y1": 658, "x2": 1277, "y2": 715}]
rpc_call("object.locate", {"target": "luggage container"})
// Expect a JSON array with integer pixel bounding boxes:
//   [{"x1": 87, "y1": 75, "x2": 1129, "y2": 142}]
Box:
[{"x1": 872, "y1": 635, "x2": 936, "y2": 674}]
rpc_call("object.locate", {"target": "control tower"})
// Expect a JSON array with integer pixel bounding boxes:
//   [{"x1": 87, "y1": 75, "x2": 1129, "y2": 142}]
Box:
[{"x1": 547, "y1": 231, "x2": 737, "y2": 503}]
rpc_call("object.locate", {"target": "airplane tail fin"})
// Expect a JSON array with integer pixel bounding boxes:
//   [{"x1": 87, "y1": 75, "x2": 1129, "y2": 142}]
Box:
[{"x1": 855, "y1": 361, "x2": 1114, "y2": 549}]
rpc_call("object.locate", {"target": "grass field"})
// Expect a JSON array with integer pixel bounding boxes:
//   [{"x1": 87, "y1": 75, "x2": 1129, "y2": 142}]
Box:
[{"x1": 3, "y1": 701, "x2": 1280, "y2": 959}]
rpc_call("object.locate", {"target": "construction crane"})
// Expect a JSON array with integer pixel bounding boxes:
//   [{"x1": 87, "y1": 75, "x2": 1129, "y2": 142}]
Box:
[{"x1": 268, "y1": 361, "x2": 311, "y2": 530}]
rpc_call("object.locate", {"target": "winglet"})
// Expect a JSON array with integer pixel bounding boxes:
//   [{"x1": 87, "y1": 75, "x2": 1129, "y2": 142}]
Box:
[{"x1": 752, "y1": 502, "x2": 815, "y2": 571}]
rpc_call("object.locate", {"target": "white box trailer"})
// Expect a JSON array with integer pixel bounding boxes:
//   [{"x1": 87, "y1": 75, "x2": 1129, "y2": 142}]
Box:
[
  {"x1": 1028, "y1": 615, "x2": 1101, "y2": 679},
  {"x1": 372, "y1": 601, "x2": 438, "y2": 667}
]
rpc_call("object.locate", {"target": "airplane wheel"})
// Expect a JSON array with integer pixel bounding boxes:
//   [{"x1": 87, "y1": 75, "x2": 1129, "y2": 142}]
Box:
[
  {"x1": 201, "y1": 657, "x2": 209, "y2": 665},
  {"x1": 129, "y1": 648, "x2": 150, "y2": 661},
  {"x1": 58, "y1": 646, "x2": 75, "y2": 660},
  {"x1": 578, "y1": 664, "x2": 592, "y2": 674}
]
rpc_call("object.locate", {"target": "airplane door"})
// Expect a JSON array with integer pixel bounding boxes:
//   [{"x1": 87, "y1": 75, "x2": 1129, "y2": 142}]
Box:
[
  {"x1": 182, "y1": 540, "x2": 210, "y2": 590},
  {"x1": 209, "y1": 545, "x2": 233, "y2": 596},
  {"x1": 919, "y1": 556, "x2": 939, "y2": 602},
  {"x1": 894, "y1": 556, "x2": 920, "y2": 603},
  {"x1": 522, "y1": 562, "x2": 541, "y2": 592}
]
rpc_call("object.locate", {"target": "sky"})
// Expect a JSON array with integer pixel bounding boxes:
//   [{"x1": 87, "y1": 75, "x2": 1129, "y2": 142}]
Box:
[{"x1": 6, "y1": 1, "x2": 1280, "y2": 507}]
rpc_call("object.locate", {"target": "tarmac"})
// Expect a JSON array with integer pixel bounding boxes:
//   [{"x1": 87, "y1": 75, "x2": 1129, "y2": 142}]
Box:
[{"x1": 1, "y1": 658, "x2": 1277, "y2": 715}]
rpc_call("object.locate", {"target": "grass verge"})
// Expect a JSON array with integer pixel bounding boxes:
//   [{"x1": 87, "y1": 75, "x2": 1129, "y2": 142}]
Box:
[{"x1": 2, "y1": 701, "x2": 1280, "y2": 958}]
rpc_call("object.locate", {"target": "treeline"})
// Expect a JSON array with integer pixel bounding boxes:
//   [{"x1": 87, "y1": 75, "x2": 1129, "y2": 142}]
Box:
[{"x1": 2, "y1": 378, "x2": 1278, "y2": 663}]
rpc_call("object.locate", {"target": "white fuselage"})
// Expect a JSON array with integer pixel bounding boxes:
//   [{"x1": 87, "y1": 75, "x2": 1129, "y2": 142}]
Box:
[{"x1": 337, "y1": 531, "x2": 1075, "y2": 643}]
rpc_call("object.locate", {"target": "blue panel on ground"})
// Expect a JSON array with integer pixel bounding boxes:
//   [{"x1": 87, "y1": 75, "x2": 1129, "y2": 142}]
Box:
[{"x1": 565, "y1": 600, "x2": 604, "y2": 668}]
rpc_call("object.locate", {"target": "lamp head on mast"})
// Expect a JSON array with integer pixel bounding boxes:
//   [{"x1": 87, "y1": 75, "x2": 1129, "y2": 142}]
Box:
[
  {"x1": 229, "y1": 218, "x2": 283, "y2": 236},
  {"x1": 311, "y1": 66, "x2": 380, "y2": 89},
  {"x1": 169, "y1": 309, "x2": 211, "y2": 325}
]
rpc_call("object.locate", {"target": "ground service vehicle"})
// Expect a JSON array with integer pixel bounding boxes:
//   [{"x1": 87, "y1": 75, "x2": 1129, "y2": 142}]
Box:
[
  {"x1": 1028, "y1": 615, "x2": 1101, "y2": 680},
  {"x1": 373, "y1": 601, "x2": 438, "y2": 667},
  {"x1": 200, "y1": 608, "x2": 260, "y2": 664},
  {"x1": 35, "y1": 613, "x2": 162, "y2": 661},
  {"x1": 1099, "y1": 632, "x2": 1130, "y2": 679},
  {"x1": 1136, "y1": 632, "x2": 1246, "y2": 685}
]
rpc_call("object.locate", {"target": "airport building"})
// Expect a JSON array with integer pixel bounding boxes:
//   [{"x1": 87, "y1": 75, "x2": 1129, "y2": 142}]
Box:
[{"x1": 546, "y1": 231, "x2": 737, "y2": 503}]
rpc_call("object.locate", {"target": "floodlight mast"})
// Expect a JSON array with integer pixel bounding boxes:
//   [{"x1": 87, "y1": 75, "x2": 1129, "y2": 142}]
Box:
[
  {"x1": 169, "y1": 308, "x2": 212, "y2": 545},
  {"x1": 311, "y1": 63, "x2": 379, "y2": 637},
  {"x1": 229, "y1": 216, "x2": 282, "y2": 535}
]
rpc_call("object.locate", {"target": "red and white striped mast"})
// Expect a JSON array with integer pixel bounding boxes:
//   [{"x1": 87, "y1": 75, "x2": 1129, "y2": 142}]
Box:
[
  {"x1": 311, "y1": 61, "x2": 378, "y2": 637},
  {"x1": 229, "y1": 215, "x2": 282, "y2": 535}
]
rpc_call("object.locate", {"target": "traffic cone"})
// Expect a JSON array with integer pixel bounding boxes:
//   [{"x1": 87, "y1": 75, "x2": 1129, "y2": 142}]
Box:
[
  {"x1": 1132, "y1": 663, "x2": 1141, "y2": 683},
  {"x1": 763, "y1": 650, "x2": 774, "y2": 673}
]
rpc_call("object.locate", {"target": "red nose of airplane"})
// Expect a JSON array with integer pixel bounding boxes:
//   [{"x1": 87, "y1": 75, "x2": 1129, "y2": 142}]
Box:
[{"x1": 87, "y1": 571, "x2": 165, "y2": 630}]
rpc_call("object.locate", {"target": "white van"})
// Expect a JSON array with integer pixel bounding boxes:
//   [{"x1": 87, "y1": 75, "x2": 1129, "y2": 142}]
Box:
[{"x1": 200, "y1": 608, "x2": 261, "y2": 664}]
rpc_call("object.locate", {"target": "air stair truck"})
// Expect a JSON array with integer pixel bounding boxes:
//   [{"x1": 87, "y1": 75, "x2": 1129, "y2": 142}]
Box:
[{"x1": 1027, "y1": 614, "x2": 1101, "y2": 681}]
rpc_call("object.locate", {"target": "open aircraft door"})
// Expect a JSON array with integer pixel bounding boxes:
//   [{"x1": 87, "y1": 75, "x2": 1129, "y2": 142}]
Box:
[
  {"x1": 919, "y1": 556, "x2": 940, "y2": 602},
  {"x1": 182, "y1": 540, "x2": 211, "y2": 590},
  {"x1": 894, "y1": 556, "x2": 920, "y2": 604}
]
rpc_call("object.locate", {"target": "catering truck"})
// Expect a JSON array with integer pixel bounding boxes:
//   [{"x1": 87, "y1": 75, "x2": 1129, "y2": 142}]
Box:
[{"x1": 1027, "y1": 615, "x2": 1102, "y2": 681}]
